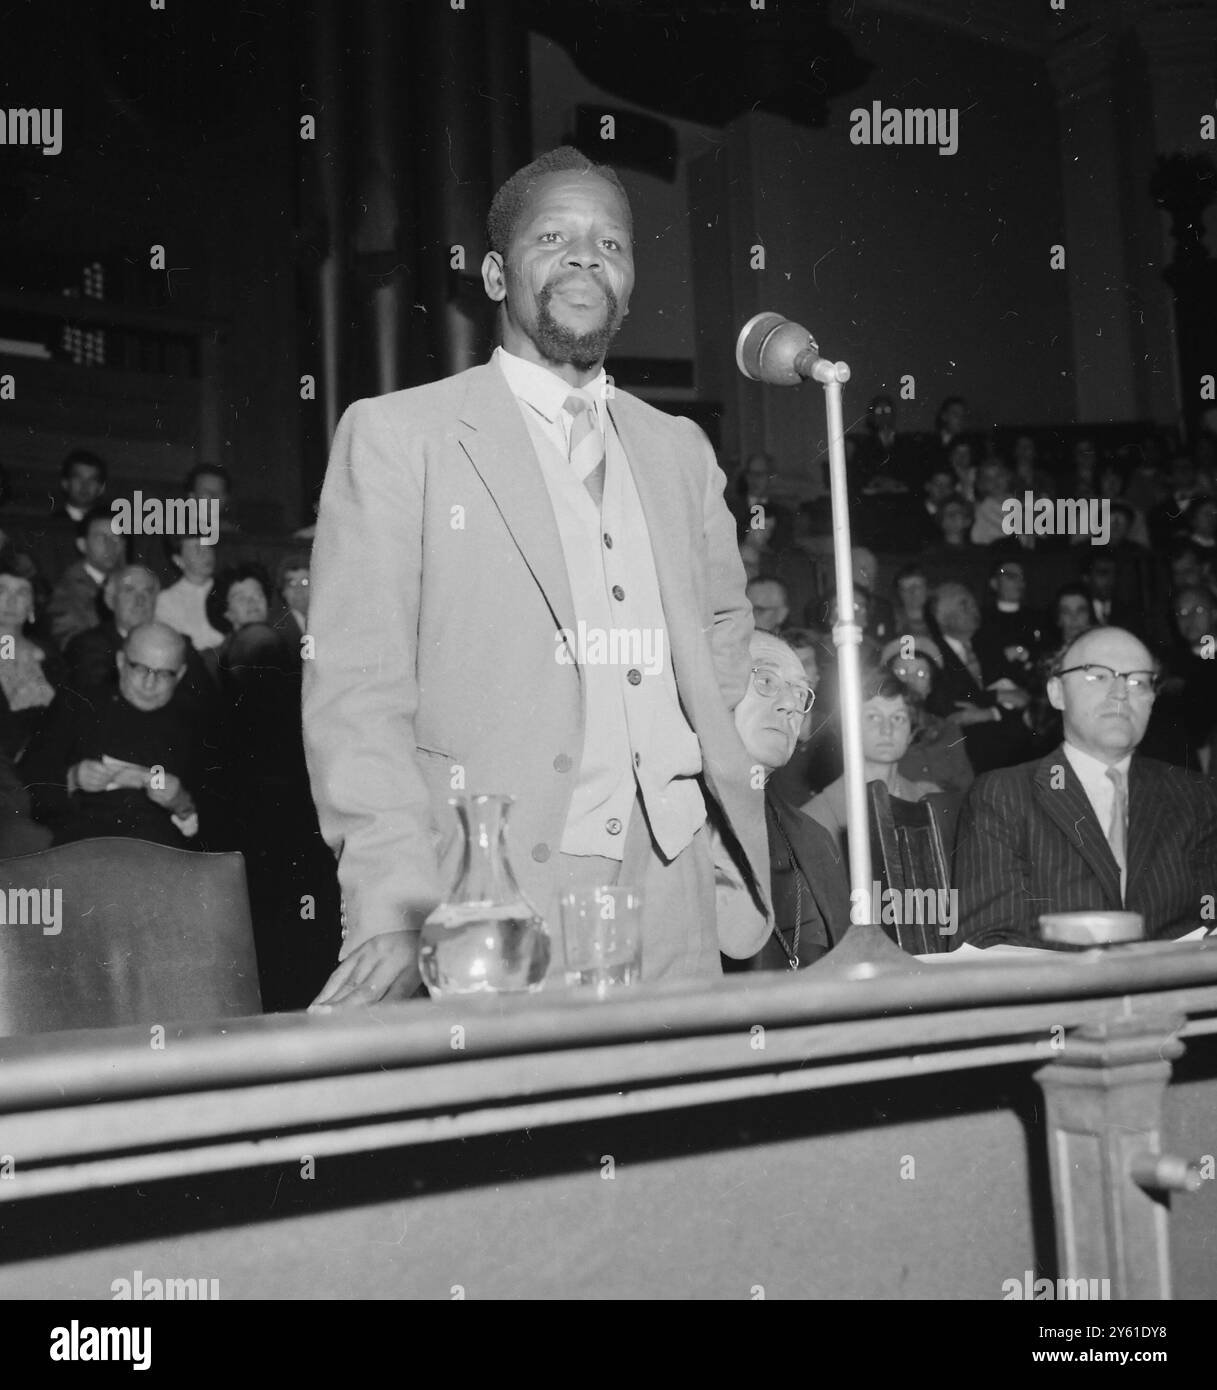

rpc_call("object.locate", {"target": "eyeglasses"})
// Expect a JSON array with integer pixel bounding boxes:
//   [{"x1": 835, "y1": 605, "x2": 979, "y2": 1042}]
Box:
[
  {"x1": 1174, "y1": 604, "x2": 1211, "y2": 619},
  {"x1": 750, "y1": 668, "x2": 815, "y2": 714},
  {"x1": 1055, "y1": 664, "x2": 1159, "y2": 695},
  {"x1": 125, "y1": 660, "x2": 181, "y2": 684}
]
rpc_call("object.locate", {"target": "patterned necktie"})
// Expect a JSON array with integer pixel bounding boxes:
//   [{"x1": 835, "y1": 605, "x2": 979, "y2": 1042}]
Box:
[
  {"x1": 961, "y1": 641, "x2": 983, "y2": 686},
  {"x1": 1105, "y1": 765, "x2": 1128, "y2": 899},
  {"x1": 564, "y1": 393, "x2": 606, "y2": 508}
]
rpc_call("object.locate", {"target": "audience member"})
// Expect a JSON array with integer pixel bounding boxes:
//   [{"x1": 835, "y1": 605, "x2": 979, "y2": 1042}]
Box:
[
  {"x1": 801, "y1": 670, "x2": 940, "y2": 849},
  {"x1": 56, "y1": 450, "x2": 108, "y2": 524},
  {"x1": 925, "y1": 582, "x2": 1034, "y2": 773},
  {"x1": 1148, "y1": 456, "x2": 1201, "y2": 547},
  {"x1": 936, "y1": 396, "x2": 968, "y2": 457},
  {"x1": 766, "y1": 625, "x2": 839, "y2": 804},
  {"x1": 719, "y1": 632, "x2": 851, "y2": 971},
  {"x1": 185, "y1": 462, "x2": 240, "y2": 534},
  {"x1": 1142, "y1": 585, "x2": 1217, "y2": 773},
  {"x1": 954, "y1": 625, "x2": 1217, "y2": 948},
  {"x1": 156, "y1": 534, "x2": 225, "y2": 652},
  {"x1": 970, "y1": 459, "x2": 1014, "y2": 546},
  {"x1": 63, "y1": 564, "x2": 159, "y2": 690},
  {"x1": 20, "y1": 622, "x2": 203, "y2": 848},
  {"x1": 48, "y1": 505, "x2": 126, "y2": 645},
  {"x1": 973, "y1": 558, "x2": 1044, "y2": 687},
  {"x1": 276, "y1": 553, "x2": 311, "y2": 637},
  {"x1": 946, "y1": 439, "x2": 976, "y2": 502},
  {"x1": 885, "y1": 648, "x2": 974, "y2": 794},
  {"x1": 924, "y1": 493, "x2": 977, "y2": 560},
  {"x1": 0, "y1": 565, "x2": 63, "y2": 760},
  {"x1": 746, "y1": 576, "x2": 789, "y2": 634},
  {"x1": 892, "y1": 563, "x2": 935, "y2": 645}
]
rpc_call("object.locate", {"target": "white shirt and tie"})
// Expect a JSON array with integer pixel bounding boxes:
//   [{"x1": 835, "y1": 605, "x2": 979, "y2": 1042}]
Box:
[
  {"x1": 493, "y1": 345, "x2": 705, "y2": 863},
  {"x1": 1061, "y1": 742, "x2": 1131, "y2": 901}
]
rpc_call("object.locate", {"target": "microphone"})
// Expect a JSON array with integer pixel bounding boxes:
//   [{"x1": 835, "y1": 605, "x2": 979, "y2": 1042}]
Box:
[{"x1": 735, "y1": 311, "x2": 850, "y2": 386}]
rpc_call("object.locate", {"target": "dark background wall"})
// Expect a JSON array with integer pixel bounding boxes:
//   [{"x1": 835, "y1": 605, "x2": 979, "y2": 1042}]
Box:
[{"x1": 1, "y1": 0, "x2": 1210, "y2": 526}]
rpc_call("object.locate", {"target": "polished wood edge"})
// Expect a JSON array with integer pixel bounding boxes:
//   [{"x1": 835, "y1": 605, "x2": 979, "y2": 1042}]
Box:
[{"x1": 2, "y1": 943, "x2": 1216, "y2": 1112}]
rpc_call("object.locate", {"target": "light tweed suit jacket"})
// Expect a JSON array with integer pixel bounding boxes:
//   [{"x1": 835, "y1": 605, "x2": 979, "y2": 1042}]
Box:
[
  {"x1": 954, "y1": 747, "x2": 1217, "y2": 948},
  {"x1": 302, "y1": 358, "x2": 773, "y2": 959}
]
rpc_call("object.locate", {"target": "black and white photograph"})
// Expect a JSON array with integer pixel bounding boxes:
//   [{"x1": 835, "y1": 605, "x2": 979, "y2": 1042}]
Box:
[{"x1": 0, "y1": 0, "x2": 1216, "y2": 1335}]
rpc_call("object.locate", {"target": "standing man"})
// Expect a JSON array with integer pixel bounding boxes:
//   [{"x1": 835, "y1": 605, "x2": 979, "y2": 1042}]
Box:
[{"x1": 303, "y1": 147, "x2": 771, "y2": 1006}]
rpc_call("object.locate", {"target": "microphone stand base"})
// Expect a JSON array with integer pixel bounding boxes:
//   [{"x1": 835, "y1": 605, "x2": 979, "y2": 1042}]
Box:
[{"x1": 811, "y1": 921, "x2": 923, "y2": 978}]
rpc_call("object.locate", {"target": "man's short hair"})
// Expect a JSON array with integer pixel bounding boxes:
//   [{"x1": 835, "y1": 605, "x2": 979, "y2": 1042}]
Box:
[
  {"x1": 75, "y1": 503, "x2": 117, "y2": 541},
  {"x1": 1050, "y1": 625, "x2": 1157, "y2": 679},
  {"x1": 486, "y1": 146, "x2": 633, "y2": 257},
  {"x1": 61, "y1": 449, "x2": 108, "y2": 483},
  {"x1": 184, "y1": 462, "x2": 232, "y2": 492}
]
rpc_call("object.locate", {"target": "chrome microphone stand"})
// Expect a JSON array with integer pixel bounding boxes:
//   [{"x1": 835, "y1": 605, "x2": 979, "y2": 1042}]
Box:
[{"x1": 737, "y1": 312, "x2": 916, "y2": 972}]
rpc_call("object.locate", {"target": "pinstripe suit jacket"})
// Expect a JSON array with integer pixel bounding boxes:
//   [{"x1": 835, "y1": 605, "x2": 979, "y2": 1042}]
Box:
[{"x1": 954, "y1": 747, "x2": 1217, "y2": 948}]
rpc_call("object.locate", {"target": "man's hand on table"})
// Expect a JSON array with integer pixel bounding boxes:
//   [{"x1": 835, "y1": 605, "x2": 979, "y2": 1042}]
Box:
[{"x1": 310, "y1": 929, "x2": 423, "y2": 1010}]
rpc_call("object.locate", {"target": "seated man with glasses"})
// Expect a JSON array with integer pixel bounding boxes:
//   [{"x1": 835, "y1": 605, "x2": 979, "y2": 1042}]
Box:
[
  {"x1": 20, "y1": 621, "x2": 203, "y2": 848},
  {"x1": 718, "y1": 632, "x2": 851, "y2": 970},
  {"x1": 954, "y1": 625, "x2": 1217, "y2": 949}
]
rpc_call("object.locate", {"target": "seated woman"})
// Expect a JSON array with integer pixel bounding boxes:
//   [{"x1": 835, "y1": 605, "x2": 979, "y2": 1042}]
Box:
[
  {"x1": 800, "y1": 670, "x2": 941, "y2": 849},
  {"x1": 0, "y1": 563, "x2": 64, "y2": 763},
  {"x1": 883, "y1": 647, "x2": 974, "y2": 794}
]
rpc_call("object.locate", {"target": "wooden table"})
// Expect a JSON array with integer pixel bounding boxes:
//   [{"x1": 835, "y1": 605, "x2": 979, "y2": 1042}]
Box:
[{"x1": 1, "y1": 942, "x2": 1215, "y2": 1299}]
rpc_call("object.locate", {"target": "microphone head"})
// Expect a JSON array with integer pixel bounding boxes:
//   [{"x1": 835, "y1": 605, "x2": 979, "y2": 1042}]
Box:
[{"x1": 736, "y1": 311, "x2": 820, "y2": 386}]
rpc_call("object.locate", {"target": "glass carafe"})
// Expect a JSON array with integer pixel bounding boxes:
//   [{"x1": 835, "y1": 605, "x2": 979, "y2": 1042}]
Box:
[{"x1": 418, "y1": 794, "x2": 552, "y2": 997}]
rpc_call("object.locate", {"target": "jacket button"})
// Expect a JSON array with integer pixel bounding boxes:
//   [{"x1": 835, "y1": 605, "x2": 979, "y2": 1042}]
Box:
[
  {"x1": 611, "y1": 584, "x2": 625, "y2": 601},
  {"x1": 553, "y1": 753, "x2": 572, "y2": 773},
  {"x1": 603, "y1": 532, "x2": 613, "y2": 548},
  {"x1": 532, "y1": 843, "x2": 550, "y2": 863},
  {"x1": 606, "y1": 818, "x2": 622, "y2": 835},
  {"x1": 627, "y1": 668, "x2": 642, "y2": 685}
]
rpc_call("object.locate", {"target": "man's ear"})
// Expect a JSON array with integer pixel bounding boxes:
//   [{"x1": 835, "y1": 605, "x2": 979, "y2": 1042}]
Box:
[
  {"x1": 481, "y1": 251, "x2": 506, "y2": 303},
  {"x1": 1046, "y1": 675, "x2": 1065, "y2": 713}
]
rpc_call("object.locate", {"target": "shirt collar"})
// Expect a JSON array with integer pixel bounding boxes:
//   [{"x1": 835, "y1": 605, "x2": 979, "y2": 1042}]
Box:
[
  {"x1": 83, "y1": 562, "x2": 106, "y2": 587},
  {"x1": 1062, "y1": 741, "x2": 1132, "y2": 788},
  {"x1": 494, "y1": 345, "x2": 607, "y2": 425},
  {"x1": 995, "y1": 600, "x2": 1020, "y2": 613}
]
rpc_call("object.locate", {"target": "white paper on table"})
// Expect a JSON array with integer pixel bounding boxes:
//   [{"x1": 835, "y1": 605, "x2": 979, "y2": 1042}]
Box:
[
  {"x1": 918, "y1": 929, "x2": 1213, "y2": 963},
  {"x1": 917, "y1": 942, "x2": 1067, "y2": 964}
]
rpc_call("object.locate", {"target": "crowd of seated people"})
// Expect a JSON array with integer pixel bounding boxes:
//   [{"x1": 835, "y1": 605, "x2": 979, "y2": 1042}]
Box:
[
  {"x1": 0, "y1": 455, "x2": 340, "y2": 1011},
  {"x1": 724, "y1": 407, "x2": 1217, "y2": 963}
]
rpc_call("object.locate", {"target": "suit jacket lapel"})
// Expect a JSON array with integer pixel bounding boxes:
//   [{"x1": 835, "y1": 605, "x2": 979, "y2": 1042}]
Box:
[
  {"x1": 1032, "y1": 751, "x2": 1122, "y2": 905},
  {"x1": 456, "y1": 362, "x2": 577, "y2": 639},
  {"x1": 1125, "y1": 755, "x2": 1165, "y2": 894}
]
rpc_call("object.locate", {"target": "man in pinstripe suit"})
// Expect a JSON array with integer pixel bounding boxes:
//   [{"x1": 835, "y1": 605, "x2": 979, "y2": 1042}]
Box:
[{"x1": 954, "y1": 626, "x2": 1217, "y2": 949}]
